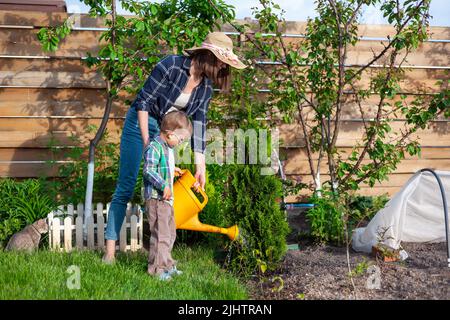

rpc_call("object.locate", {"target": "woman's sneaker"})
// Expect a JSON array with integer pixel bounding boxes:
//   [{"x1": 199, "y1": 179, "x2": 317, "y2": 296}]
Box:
[
  {"x1": 158, "y1": 271, "x2": 172, "y2": 281},
  {"x1": 168, "y1": 266, "x2": 183, "y2": 276}
]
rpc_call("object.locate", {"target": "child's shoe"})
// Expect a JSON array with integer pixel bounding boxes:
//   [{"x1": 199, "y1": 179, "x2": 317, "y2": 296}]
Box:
[
  {"x1": 168, "y1": 266, "x2": 183, "y2": 276},
  {"x1": 158, "y1": 270, "x2": 172, "y2": 281}
]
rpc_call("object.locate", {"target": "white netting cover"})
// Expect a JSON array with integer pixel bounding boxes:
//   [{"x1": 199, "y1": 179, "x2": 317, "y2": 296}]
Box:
[{"x1": 352, "y1": 170, "x2": 449, "y2": 254}]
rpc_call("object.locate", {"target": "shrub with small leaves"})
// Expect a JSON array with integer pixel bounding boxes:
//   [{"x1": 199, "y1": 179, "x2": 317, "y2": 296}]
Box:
[{"x1": 306, "y1": 192, "x2": 389, "y2": 245}]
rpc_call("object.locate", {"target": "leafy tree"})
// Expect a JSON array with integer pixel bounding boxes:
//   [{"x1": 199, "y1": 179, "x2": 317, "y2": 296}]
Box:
[
  {"x1": 222, "y1": 0, "x2": 449, "y2": 194},
  {"x1": 37, "y1": 0, "x2": 236, "y2": 217}
]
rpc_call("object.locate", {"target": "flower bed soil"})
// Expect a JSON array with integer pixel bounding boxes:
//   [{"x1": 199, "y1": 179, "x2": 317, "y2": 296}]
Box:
[{"x1": 246, "y1": 242, "x2": 449, "y2": 300}]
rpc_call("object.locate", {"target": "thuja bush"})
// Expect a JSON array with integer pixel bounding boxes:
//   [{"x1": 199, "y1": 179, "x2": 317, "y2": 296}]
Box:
[{"x1": 223, "y1": 165, "x2": 290, "y2": 277}]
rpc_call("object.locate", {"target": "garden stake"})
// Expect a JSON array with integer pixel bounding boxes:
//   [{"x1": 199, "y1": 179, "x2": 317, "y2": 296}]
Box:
[{"x1": 419, "y1": 169, "x2": 450, "y2": 268}]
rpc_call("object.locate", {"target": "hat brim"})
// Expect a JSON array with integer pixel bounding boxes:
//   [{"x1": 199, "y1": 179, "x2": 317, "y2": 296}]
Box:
[{"x1": 183, "y1": 47, "x2": 247, "y2": 70}]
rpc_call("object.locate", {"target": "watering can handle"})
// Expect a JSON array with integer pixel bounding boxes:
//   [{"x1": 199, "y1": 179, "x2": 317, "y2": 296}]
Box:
[
  {"x1": 176, "y1": 168, "x2": 186, "y2": 178},
  {"x1": 179, "y1": 169, "x2": 208, "y2": 206},
  {"x1": 196, "y1": 183, "x2": 208, "y2": 206}
]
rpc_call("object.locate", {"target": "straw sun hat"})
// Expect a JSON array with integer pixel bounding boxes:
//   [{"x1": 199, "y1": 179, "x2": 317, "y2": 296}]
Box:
[{"x1": 183, "y1": 32, "x2": 247, "y2": 69}]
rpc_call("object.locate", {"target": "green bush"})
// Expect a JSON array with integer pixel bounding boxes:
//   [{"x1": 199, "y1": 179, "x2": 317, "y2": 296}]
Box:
[
  {"x1": 306, "y1": 192, "x2": 389, "y2": 245},
  {"x1": 0, "y1": 214, "x2": 22, "y2": 248},
  {"x1": 223, "y1": 165, "x2": 290, "y2": 277},
  {"x1": 306, "y1": 192, "x2": 346, "y2": 245},
  {"x1": 0, "y1": 179, "x2": 57, "y2": 247}
]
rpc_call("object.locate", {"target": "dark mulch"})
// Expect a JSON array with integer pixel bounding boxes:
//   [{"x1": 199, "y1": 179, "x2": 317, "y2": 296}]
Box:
[{"x1": 246, "y1": 242, "x2": 450, "y2": 300}]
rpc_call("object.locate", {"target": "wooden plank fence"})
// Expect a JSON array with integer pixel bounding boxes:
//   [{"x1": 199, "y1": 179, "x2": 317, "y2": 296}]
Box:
[
  {"x1": 0, "y1": 10, "x2": 449, "y2": 200},
  {"x1": 47, "y1": 202, "x2": 143, "y2": 252}
]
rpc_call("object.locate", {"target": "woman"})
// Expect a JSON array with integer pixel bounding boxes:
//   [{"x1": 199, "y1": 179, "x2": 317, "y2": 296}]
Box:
[{"x1": 103, "y1": 32, "x2": 247, "y2": 262}]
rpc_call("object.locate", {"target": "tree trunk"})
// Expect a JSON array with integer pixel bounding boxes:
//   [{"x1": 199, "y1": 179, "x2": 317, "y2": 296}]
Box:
[
  {"x1": 83, "y1": 0, "x2": 116, "y2": 221},
  {"x1": 84, "y1": 86, "x2": 114, "y2": 219}
]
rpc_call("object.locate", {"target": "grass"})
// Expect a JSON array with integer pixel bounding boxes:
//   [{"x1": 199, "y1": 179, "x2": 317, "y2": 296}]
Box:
[{"x1": 0, "y1": 244, "x2": 248, "y2": 300}]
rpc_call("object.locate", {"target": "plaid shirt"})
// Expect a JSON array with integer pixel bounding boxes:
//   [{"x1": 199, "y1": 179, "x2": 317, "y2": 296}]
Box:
[
  {"x1": 143, "y1": 136, "x2": 174, "y2": 205},
  {"x1": 131, "y1": 54, "x2": 213, "y2": 154}
]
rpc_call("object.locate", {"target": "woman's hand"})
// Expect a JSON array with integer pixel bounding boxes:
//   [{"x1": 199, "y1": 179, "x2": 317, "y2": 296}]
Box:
[
  {"x1": 194, "y1": 167, "x2": 206, "y2": 191},
  {"x1": 194, "y1": 152, "x2": 206, "y2": 191}
]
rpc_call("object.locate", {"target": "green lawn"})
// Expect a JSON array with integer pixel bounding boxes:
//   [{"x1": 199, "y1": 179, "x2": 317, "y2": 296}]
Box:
[{"x1": 0, "y1": 244, "x2": 248, "y2": 300}]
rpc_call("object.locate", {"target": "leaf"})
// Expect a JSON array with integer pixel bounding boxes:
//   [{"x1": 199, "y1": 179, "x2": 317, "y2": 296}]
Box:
[
  {"x1": 260, "y1": 263, "x2": 267, "y2": 273},
  {"x1": 135, "y1": 20, "x2": 145, "y2": 32},
  {"x1": 150, "y1": 4, "x2": 158, "y2": 15}
]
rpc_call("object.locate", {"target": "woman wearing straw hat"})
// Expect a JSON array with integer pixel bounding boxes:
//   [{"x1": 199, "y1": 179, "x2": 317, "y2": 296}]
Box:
[{"x1": 102, "y1": 32, "x2": 247, "y2": 263}]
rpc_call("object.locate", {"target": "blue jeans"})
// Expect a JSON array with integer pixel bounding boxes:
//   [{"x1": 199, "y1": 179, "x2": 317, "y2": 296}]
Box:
[{"x1": 105, "y1": 107, "x2": 160, "y2": 241}]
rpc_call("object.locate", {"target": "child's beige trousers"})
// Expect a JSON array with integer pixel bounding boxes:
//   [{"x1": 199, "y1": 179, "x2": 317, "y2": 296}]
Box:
[{"x1": 146, "y1": 198, "x2": 177, "y2": 275}]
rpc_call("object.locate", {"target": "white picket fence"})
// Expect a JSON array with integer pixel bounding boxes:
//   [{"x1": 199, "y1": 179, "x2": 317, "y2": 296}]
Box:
[{"x1": 47, "y1": 202, "x2": 143, "y2": 252}]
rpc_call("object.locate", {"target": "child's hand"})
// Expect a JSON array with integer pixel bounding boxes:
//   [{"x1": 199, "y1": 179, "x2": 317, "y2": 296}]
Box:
[
  {"x1": 163, "y1": 186, "x2": 172, "y2": 200},
  {"x1": 174, "y1": 167, "x2": 183, "y2": 177}
]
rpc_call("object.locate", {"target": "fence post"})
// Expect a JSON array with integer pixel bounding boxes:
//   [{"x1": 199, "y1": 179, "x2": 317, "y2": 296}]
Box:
[
  {"x1": 126, "y1": 202, "x2": 132, "y2": 221},
  {"x1": 138, "y1": 205, "x2": 143, "y2": 249},
  {"x1": 64, "y1": 216, "x2": 72, "y2": 252},
  {"x1": 77, "y1": 203, "x2": 84, "y2": 218},
  {"x1": 47, "y1": 211, "x2": 54, "y2": 249},
  {"x1": 57, "y1": 204, "x2": 65, "y2": 216},
  {"x1": 75, "y1": 215, "x2": 83, "y2": 249},
  {"x1": 119, "y1": 216, "x2": 127, "y2": 252},
  {"x1": 96, "y1": 203, "x2": 105, "y2": 249},
  {"x1": 67, "y1": 204, "x2": 74, "y2": 216},
  {"x1": 130, "y1": 214, "x2": 137, "y2": 252},
  {"x1": 96, "y1": 203, "x2": 104, "y2": 218},
  {"x1": 52, "y1": 217, "x2": 61, "y2": 251},
  {"x1": 86, "y1": 215, "x2": 95, "y2": 249}
]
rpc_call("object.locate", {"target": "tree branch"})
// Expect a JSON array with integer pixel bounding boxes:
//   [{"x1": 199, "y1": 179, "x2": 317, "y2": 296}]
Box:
[
  {"x1": 341, "y1": 50, "x2": 399, "y2": 187},
  {"x1": 346, "y1": 0, "x2": 426, "y2": 84}
]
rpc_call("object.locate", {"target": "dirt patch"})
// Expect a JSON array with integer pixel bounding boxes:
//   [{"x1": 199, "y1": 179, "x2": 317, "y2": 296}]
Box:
[{"x1": 246, "y1": 242, "x2": 450, "y2": 300}]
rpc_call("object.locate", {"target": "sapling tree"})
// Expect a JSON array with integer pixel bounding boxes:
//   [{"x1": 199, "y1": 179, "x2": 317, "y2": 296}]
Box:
[
  {"x1": 37, "y1": 0, "x2": 236, "y2": 218},
  {"x1": 226, "y1": 0, "x2": 449, "y2": 195}
]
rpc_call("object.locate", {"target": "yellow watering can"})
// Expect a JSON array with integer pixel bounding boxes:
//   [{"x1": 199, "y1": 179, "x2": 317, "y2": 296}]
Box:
[{"x1": 173, "y1": 170, "x2": 239, "y2": 241}]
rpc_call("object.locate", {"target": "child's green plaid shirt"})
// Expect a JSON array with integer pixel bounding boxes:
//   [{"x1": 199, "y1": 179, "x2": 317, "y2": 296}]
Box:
[{"x1": 143, "y1": 136, "x2": 174, "y2": 205}]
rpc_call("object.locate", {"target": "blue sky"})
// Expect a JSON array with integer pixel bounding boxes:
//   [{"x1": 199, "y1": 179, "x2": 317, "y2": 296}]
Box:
[{"x1": 65, "y1": 0, "x2": 450, "y2": 27}]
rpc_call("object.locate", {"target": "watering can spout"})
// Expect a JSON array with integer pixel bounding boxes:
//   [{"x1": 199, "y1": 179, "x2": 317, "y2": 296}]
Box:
[
  {"x1": 178, "y1": 217, "x2": 239, "y2": 241},
  {"x1": 173, "y1": 170, "x2": 239, "y2": 241}
]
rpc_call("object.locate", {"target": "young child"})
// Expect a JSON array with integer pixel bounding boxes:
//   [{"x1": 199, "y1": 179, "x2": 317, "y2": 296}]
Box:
[{"x1": 143, "y1": 111, "x2": 193, "y2": 281}]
